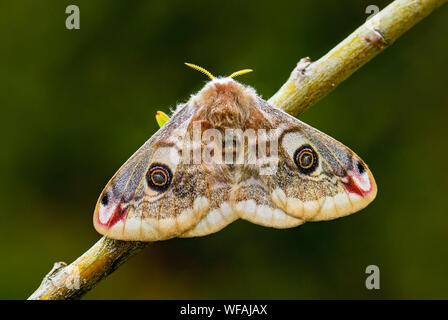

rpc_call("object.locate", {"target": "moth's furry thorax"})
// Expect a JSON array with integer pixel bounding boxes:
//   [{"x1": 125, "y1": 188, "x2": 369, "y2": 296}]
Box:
[{"x1": 191, "y1": 78, "x2": 260, "y2": 129}]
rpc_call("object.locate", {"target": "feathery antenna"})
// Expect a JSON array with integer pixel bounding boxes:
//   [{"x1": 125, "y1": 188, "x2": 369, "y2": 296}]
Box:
[
  {"x1": 185, "y1": 63, "x2": 253, "y2": 80},
  {"x1": 184, "y1": 63, "x2": 215, "y2": 80},
  {"x1": 228, "y1": 69, "x2": 253, "y2": 78}
]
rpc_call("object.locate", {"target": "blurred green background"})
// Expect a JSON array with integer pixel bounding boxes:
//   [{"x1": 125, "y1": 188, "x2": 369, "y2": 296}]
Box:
[{"x1": 0, "y1": 0, "x2": 447, "y2": 299}]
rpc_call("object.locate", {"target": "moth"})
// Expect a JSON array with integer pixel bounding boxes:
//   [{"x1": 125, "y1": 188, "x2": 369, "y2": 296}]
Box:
[{"x1": 94, "y1": 63, "x2": 377, "y2": 241}]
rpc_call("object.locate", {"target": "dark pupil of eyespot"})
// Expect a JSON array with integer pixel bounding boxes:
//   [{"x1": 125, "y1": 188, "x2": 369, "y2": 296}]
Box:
[
  {"x1": 101, "y1": 194, "x2": 109, "y2": 206},
  {"x1": 152, "y1": 171, "x2": 166, "y2": 185},
  {"x1": 300, "y1": 153, "x2": 313, "y2": 167}
]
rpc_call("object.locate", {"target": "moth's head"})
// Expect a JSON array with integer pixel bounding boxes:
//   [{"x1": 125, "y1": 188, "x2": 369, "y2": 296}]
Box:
[{"x1": 185, "y1": 63, "x2": 258, "y2": 128}]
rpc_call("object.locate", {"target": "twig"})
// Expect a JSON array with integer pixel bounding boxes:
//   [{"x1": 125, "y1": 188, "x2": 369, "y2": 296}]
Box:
[
  {"x1": 269, "y1": 0, "x2": 446, "y2": 115},
  {"x1": 28, "y1": 0, "x2": 446, "y2": 300},
  {"x1": 29, "y1": 237, "x2": 148, "y2": 299}
]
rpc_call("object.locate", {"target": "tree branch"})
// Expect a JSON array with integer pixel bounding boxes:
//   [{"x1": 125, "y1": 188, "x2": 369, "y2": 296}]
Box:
[
  {"x1": 28, "y1": 237, "x2": 148, "y2": 300},
  {"x1": 28, "y1": 0, "x2": 446, "y2": 300},
  {"x1": 269, "y1": 0, "x2": 446, "y2": 115}
]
